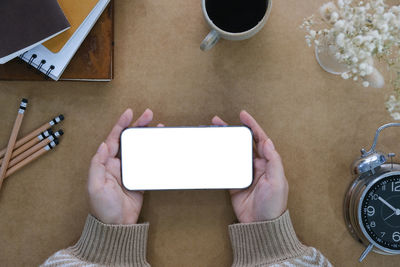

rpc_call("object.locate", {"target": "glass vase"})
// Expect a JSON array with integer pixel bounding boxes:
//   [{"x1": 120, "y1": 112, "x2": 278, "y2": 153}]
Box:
[{"x1": 315, "y1": 39, "x2": 349, "y2": 75}]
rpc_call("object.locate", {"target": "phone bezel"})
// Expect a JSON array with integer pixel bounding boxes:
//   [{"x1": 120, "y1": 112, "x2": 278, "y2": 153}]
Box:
[{"x1": 120, "y1": 126, "x2": 254, "y2": 191}]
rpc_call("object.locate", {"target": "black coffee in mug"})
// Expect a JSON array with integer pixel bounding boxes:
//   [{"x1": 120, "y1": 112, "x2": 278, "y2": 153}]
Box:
[{"x1": 205, "y1": 0, "x2": 268, "y2": 33}]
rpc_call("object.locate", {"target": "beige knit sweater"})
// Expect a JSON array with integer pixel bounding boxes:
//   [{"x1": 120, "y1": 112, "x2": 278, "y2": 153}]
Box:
[{"x1": 41, "y1": 211, "x2": 332, "y2": 266}]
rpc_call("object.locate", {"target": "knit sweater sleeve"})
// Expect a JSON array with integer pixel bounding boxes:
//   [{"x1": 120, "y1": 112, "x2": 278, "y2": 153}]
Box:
[
  {"x1": 228, "y1": 210, "x2": 333, "y2": 267},
  {"x1": 40, "y1": 214, "x2": 150, "y2": 267}
]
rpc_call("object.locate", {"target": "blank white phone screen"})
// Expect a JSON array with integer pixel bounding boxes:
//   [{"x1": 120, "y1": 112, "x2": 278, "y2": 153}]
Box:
[{"x1": 121, "y1": 127, "x2": 253, "y2": 190}]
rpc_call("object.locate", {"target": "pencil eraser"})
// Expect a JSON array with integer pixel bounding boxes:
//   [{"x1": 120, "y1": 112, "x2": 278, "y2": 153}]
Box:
[
  {"x1": 59, "y1": 114, "x2": 64, "y2": 121},
  {"x1": 21, "y1": 98, "x2": 28, "y2": 103},
  {"x1": 54, "y1": 139, "x2": 59, "y2": 145},
  {"x1": 58, "y1": 129, "x2": 64, "y2": 136},
  {"x1": 48, "y1": 129, "x2": 54, "y2": 135}
]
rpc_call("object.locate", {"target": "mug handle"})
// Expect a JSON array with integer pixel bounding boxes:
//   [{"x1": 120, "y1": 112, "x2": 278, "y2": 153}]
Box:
[{"x1": 200, "y1": 30, "x2": 220, "y2": 51}]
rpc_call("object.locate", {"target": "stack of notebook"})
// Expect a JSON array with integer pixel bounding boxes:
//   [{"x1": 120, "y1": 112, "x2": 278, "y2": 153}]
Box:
[{"x1": 0, "y1": 0, "x2": 113, "y2": 81}]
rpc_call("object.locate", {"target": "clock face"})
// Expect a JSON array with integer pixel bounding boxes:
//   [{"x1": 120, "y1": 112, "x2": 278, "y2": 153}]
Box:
[{"x1": 360, "y1": 175, "x2": 400, "y2": 251}]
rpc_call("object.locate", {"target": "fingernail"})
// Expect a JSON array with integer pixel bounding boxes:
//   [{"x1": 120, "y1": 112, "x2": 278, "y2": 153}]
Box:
[
  {"x1": 97, "y1": 142, "x2": 105, "y2": 153},
  {"x1": 266, "y1": 139, "x2": 275, "y2": 151}
]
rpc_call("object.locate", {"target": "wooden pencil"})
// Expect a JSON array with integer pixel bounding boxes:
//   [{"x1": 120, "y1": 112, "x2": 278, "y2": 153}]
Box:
[
  {"x1": 4, "y1": 140, "x2": 59, "y2": 179},
  {"x1": 0, "y1": 129, "x2": 52, "y2": 163},
  {"x1": 7, "y1": 130, "x2": 63, "y2": 168},
  {"x1": 0, "y1": 114, "x2": 64, "y2": 158},
  {"x1": 0, "y1": 99, "x2": 28, "y2": 189}
]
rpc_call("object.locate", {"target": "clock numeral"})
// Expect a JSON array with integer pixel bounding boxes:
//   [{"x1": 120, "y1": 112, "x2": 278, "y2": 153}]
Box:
[
  {"x1": 381, "y1": 232, "x2": 386, "y2": 237},
  {"x1": 392, "y1": 181, "x2": 400, "y2": 192},
  {"x1": 367, "y1": 206, "x2": 375, "y2": 217},
  {"x1": 368, "y1": 193, "x2": 379, "y2": 200},
  {"x1": 370, "y1": 221, "x2": 376, "y2": 227},
  {"x1": 393, "y1": 232, "x2": 400, "y2": 242}
]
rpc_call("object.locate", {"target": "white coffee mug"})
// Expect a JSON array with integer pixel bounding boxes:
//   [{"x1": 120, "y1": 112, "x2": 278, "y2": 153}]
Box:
[{"x1": 200, "y1": 0, "x2": 272, "y2": 51}]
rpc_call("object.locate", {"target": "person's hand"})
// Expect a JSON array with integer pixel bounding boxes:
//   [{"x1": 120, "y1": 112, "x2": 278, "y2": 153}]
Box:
[
  {"x1": 212, "y1": 111, "x2": 288, "y2": 223},
  {"x1": 88, "y1": 108, "x2": 157, "y2": 225}
]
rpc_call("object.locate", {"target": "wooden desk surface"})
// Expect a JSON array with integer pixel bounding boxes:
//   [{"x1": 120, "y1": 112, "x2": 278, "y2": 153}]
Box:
[{"x1": 0, "y1": 0, "x2": 398, "y2": 266}]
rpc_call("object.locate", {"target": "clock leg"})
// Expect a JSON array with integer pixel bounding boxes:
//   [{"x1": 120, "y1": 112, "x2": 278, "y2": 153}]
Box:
[{"x1": 359, "y1": 243, "x2": 374, "y2": 262}]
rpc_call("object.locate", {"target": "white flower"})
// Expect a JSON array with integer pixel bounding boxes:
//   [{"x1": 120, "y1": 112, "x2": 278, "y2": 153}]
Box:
[
  {"x1": 386, "y1": 95, "x2": 400, "y2": 120},
  {"x1": 379, "y1": 24, "x2": 389, "y2": 32},
  {"x1": 358, "y1": 50, "x2": 367, "y2": 59},
  {"x1": 353, "y1": 35, "x2": 363, "y2": 45},
  {"x1": 367, "y1": 43, "x2": 376, "y2": 52},
  {"x1": 334, "y1": 20, "x2": 346, "y2": 29},
  {"x1": 336, "y1": 33, "x2": 346, "y2": 46},
  {"x1": 392, "y1": 112, "x2": 400, "y2": 120},
  {"x1": 331, "y1": 12, "x2": 339, "y2": 22},
  {"x1": 320, "y1": 2, "x2": 339, "y2": 23},
  {"x1": 302, "y1": 0, "x2": 400, "y2": 109}
]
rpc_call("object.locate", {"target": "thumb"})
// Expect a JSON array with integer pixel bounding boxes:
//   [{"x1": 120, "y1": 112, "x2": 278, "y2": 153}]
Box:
[
  {"x1": 88, "y1": 142, "x2": 109, "y2": 191},
  {"x1": 262, "y1": 139, "x2": 285, "y2": 180}
]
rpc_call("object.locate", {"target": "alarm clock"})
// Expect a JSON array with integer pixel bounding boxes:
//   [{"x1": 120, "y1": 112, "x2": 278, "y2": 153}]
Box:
[{"x1": 344, "y1": 123, "x2": 400, "y2": 262}]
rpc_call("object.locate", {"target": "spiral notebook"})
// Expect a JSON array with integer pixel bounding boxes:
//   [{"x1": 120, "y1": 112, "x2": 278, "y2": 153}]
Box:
[
  {"x1": 0, "y1": 2, "x2": 113, "y2": 82},
  {"x1": 0, "y1": 0, "x2": 70, "y2": 64},
  {"x1": 20, "y1": 0, "x2": 110, "y2": 81}
]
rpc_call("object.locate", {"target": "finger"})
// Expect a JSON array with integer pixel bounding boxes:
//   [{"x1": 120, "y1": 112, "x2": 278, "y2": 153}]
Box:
[
  {"x1": 91, "y1": 142, "x2": 108, "y2": 165},
  {"x1": 88, "y1": 142, "x2": 109, "y2": 191},
  {"x1": 263, "y1": 139, "x2": 285, "y2": 181},
  {"x1": 132, "y1": 108, "x2": 153, "y2": 127},
  {"x1": 239, "y1": 110, "x2": 268, "y2": 143},
  {"x1": 211, "y1": 115, "x2": 228, "y2": 126},
  {"x1": 105, "y1": 109, "x2": 134, "y2": 157},
  {"x1": 157, "y1": 123, "x2": 165, "y2": 127},
  {"x1": 240, "y1": 110, "x2": 270, "y2": 158}
]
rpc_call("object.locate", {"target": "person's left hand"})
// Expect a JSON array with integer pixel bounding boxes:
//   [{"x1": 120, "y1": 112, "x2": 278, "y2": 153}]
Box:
[{"x1": 88, "y1": 108, "x2": 156, "y2": 225}]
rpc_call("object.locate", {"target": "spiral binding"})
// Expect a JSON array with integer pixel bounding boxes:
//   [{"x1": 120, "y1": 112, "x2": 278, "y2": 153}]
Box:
[
  {"x1": 37, "y1": 60, "x2": 46, "y2": 71},
  {"x1": 19, "y1": 53, "x2": 56, "y2": 79},
  {"x1": 45, "y1": 65, "x2": 55, "y2": 77},
  {"x1": 27, "y1": 54, "x2": 37, "y2": 66}
]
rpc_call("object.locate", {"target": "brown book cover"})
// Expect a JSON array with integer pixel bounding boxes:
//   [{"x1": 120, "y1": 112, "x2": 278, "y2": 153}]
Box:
[
  {"x1": 0, "y1": 0, "x2": 114, "y2": 81},
  {"x1": 0, "y1": 0, "x2": 70, "y2": 64}
]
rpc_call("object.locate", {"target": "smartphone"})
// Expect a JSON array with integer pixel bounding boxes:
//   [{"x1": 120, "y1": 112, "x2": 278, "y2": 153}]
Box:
[{"x1": 120, "y1": 126, "x2": 253, "y2": 190}]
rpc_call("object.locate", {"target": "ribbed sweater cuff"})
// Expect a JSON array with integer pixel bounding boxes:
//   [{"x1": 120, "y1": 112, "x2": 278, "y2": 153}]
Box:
[
  {"x1": 229, "y1": 210, "x2": 307, "y2": 266},
  {"x1": 69, "y1": 214, "x2": 150, "y2": 266}
]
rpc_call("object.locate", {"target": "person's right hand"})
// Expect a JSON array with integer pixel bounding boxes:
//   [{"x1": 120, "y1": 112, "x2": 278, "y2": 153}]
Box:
[
  {"x1": 88, "y1": 108, "x2": 156, "y2": 225},
  {"x1": 212, "y1": 111, "x2": 289, "y2": 223}
]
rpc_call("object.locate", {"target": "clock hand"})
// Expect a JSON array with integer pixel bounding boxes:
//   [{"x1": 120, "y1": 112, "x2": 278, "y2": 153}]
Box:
[
  {"x1": 378, "y1": 196, "x2": 398, "y2": 213},
  {"x1": 384, "y1": 211, "x2": 396, "y2": 221}
]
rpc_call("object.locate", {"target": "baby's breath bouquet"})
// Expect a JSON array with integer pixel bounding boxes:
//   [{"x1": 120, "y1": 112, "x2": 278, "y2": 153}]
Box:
[{"x1": 301, "y1": 0, "x2": 400, "y2": 119}]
